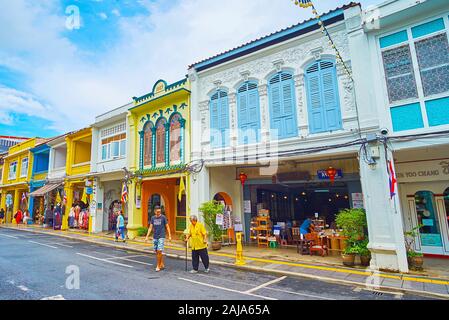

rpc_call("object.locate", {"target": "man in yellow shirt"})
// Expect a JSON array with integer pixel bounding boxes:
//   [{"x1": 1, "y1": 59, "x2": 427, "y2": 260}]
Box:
[{"x1": 185, "y1": 215, "x2": 210, "y2": 274}]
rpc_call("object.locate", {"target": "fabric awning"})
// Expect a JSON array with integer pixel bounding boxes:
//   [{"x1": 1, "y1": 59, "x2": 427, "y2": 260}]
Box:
[{"x1": 29, "y1": 183, "x2": 62, "y2": 197}]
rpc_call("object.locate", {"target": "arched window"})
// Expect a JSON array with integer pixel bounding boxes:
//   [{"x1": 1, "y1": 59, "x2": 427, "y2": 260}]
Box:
[
  {"x1": 237, "y1": 82, "x2": 260, "y2": 144},
  {"x1": 305, "y1": 60, "x2": 342, "y2": 133},
  {"x1": 170, "y1": 114, "x2": 182, "y2": 162},
  {"x1": 268, "y1": 71, "x2": 298, "y2": 139},
  {"x1": 143, "y1": 122, "x2": 154, "y2": 166},
  {"x1": 156, "y1": 118, "x2": 167, "y2": 164},
  {"x1": 210, "y1": 90, "x2": 229, "y2": 148}
]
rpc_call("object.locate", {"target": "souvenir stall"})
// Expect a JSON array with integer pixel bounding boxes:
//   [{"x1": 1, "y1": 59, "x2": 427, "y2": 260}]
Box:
[
  {"x1": 68, "y1": 186, "x2": 90, "y2": 231},
  {"x1": 108, "y1": 200, "x2": 122, "y2": 231}
]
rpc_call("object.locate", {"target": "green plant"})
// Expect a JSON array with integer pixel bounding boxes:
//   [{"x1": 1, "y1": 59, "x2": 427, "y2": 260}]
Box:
[
  {"x1": 137, "y1": 226, "x2": 148, "y2": 237},
  {"x1": 199, "y1": 200, "x2": 224, "y2": 242},
  {"x1": 404, "y1": 224, "x2": 424, "y2": 257},
  {"x1": 335, "y1": 208, "x2": 368, "y2": 254}
]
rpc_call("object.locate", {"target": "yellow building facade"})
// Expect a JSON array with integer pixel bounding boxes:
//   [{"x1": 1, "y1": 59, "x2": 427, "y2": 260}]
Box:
[
  {"x1": 62, "y1": 127, "x2": 93, "y2": 230},
  {"x1": 0, "y1": 138, "x2": 42, "y2": 223},
  {"x1": 127, "y1": 79, "x2": 191, "y2": 239}
]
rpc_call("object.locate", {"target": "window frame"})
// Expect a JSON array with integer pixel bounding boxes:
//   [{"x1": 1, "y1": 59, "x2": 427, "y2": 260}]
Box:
[
  {"x1": 378, "y1": 13, "x2": 449, "y2": 131},
  {"x1": 20, "y1": 158, "x2": 28, "y2": 178},
  {"x1": 99, "y1": 130, "x2": 127, "y2": 162},
  {"x1": 8, "y1": 161, "x2": 17, "y2": 180}
]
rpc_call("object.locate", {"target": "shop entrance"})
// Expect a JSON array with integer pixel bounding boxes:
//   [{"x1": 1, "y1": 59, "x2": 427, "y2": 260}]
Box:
[
  {"x1": 251, "y1": 181, "x2": 352, "y2": 228},
  {"x1": 404, "y1": 182, "x2": 449, "y2": 256}
]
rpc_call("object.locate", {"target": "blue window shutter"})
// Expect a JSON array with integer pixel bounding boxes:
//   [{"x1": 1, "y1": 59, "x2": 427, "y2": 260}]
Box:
[
  {"x1": 269, "y1": 75, "x2": 283, "y2": 138},
  {"x1": 220, "y1": 94, "x2": 230, "y2": 147},
  {"x1": 306, "y1": 61, "x2": 342, "y2": 133},
  {"x1": 281, "y1": 75, "x2": 296, "y2": 137},
  {"x1": 210, "y1": 94, "x2": 219, "y2": 148},
  {"x1": 237, "y1": 82, "x2": 260, "y2": 144},
  {"x1": 321, "y1": 63, "x2": 342, "y2": 131}
]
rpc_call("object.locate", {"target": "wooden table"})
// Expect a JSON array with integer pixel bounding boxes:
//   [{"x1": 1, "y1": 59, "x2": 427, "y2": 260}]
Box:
[{"x1": 326, "y1": 235, "x2": 348, "y2": 256}]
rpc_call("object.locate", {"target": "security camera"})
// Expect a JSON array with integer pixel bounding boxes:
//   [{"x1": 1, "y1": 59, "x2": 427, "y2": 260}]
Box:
[{"x1": 380, "y1": 128, "x2": 389, "y2": 135}]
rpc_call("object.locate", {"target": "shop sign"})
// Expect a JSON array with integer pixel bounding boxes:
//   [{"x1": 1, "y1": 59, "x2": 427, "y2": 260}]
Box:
[
  {"x1": 5, "y1": 194, "x2": 13, "y2": 207},
  {"x1": 317, "y1": 169, "x2": 343, "y2": 180},
  {"x1": 215, "y1": 213, "x2": 224, "y2": 226},
  {"x1": 396, "y1": 159, "x2": 449, "y2": 183},
  {"x1": 244, "y1": 200, "x2": 251, "y2": 213},
  {"x1": 85, "y1": 187, "x2": 93, "y2": 195},
  {"x1": 276, "y1": 171, "x2": 310, "y2": 182},
  {"x1": 421, "y1": 234, "x2": 443, "y2": 247}
]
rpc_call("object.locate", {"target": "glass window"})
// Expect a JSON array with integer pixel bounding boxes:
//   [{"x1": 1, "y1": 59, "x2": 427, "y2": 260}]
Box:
[
  {"x1": 120, "y1": 140, "x2": 126, "y2": 157},
  {"x1": 415, "y1": 191, "x2": 442, "y2": 247},
  {"x1": 156, "y1": 119, "x2": 167, "y2": 164},
  {"x1": 170, "y1": 114, "x2": 182, "y2": 162},
  {"x1": 9, "y1": 162, "x2": 17, "y2": 180},
  {"x1": 143, "y1": 122, "x2": 154, "y2": 166},
  {"x1": 415, "y1": 33, "x2": 449, "y2": 97},
  {"x1": 101, "y1": 145, "x2": 107, "y2": 160},
  {"x1": 20, "y1": 158, "x2": 28, "y2": 177},
  {"x1": 111, "y1": 141, "x2": 119, "y2": 158},
  {"x1": 382, "y1": 45, "x2": 419, "y2": 103}
]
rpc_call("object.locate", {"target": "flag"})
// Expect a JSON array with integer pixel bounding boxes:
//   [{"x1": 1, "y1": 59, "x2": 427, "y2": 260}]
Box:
[
  {"x1": 81, "y1": 189, "x2": 88, "y2": 204},
  {"x1": 387, "y1": 160, "x2": 397, "y2": 199},
  {"x1": 121, "y1": 182, "x2": 128, "y2": 203},
  {"x1": 178, "y1": 176, "x2": 185, "y2": 202},
  {"x1": 55, "y1": 191, "x2": 62, "y2": 204},
  {"x1": 21, "y1": 192, "x2": 27, "y2": 203},
  {"x1": 297, "y1": 0, "x2": 313, "y2": 8}
]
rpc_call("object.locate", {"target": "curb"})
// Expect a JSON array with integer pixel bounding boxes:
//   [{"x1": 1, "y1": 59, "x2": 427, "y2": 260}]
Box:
[{"x1": 3, "y1": 226, "x2": 448, "y2": 299}]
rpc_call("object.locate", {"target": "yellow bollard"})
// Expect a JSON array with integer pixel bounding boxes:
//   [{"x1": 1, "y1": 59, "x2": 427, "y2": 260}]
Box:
[{"x1": 235, "y1": 232, "x2": 246, "y2": 266}]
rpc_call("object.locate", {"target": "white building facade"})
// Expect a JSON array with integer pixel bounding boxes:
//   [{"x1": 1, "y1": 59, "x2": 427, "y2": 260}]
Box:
[
  {"x1": 90, "y1": 103, "x2": 131, "y2": 233},
  {"x1": 351, "y1": 0, "x2": 449, "y2": 265},
  {"x1": 187, "y1": 3, "x2": 409, "y2": 271}
]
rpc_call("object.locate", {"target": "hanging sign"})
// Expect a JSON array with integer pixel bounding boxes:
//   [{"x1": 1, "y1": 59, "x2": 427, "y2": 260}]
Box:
[
  {"x1": 5, "y1": 194, "x2": 13, "y2": 207},
  {"x1": 244, "y1": 200, "x2": 251, "y2": 213},
  {"x1": 317, "y1": 169, "x2": 343, "y2": 180},
  {"x1": 215, "y1": 213, "x2": 224, "y2": 226}
]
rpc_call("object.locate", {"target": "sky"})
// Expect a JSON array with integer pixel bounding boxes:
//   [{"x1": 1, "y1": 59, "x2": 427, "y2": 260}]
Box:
[{"x1": 0, "y1": 0, "x2": 382, "y2": 138}]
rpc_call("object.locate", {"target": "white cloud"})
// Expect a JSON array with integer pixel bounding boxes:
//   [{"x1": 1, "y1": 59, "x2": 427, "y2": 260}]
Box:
[
  {"x1": 0, "y1": 0, "x2": 382, "y2": 136},
  {"x1": 99, "y1": 12, "x2": 108, "y2": 20},
  {"x1": 111, "y1": 9, "x2": 121, "y2": 17}
]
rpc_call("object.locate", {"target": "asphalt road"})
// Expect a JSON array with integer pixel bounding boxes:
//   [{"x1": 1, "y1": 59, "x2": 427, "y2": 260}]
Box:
[{"x1": 0, "y1": 228, "x2": 435, "y2": 300}]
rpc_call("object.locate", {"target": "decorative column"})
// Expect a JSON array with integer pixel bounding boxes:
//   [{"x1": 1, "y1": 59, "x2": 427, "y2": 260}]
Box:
[
  {"x1": 151, "y1": 127, "x2": 156, "y2": 168},
  {"x1": 138, "y1": 131, "x2": 144, "y2": 170},
  {"x1": 179, "y1": 118, "x2": 186, "y2": 163},
  {"x1": 229, "y1": 92, "x2": 237, "y2": 148},
  {"x1": 126, "y1": 179, "x2": 142, "y2": 240},
  {"x1": 164, "y1": 122, "x2": 170, "y2": 167},
  {"x1": 0, "y1": 190, "x2": 6, "y2": 212},
  {"x1": 259, "y1": 84, "x2": 270, "y2": 143},
  {"x1": 12, "y1": 189, "x2": 20, "y2": 223},
  {"x1": 359, "y1": 141, "x2": 408, "y2": 272},
  {"x1": 294, "y1": 74, "x2": 308, "y2": 138},
  {"x1": 62, "y1": 184, "x2": 73, "y2": 230}
]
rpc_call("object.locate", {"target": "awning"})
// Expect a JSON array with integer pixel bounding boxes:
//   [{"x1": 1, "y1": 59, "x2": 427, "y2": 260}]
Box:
[{"x1": 29, "y1": 183, "x2": 62, "y2": 197}]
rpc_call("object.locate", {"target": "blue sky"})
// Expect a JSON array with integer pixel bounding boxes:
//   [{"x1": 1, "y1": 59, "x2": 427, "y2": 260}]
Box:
[{"x1": 0, "y1": 0, "x2": 382, "y2": 138}]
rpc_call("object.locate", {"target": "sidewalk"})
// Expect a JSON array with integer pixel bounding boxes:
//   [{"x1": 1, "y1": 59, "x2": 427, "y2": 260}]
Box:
[{"x1": 2, "y1": 223, "x2": 449, "y2": 299}]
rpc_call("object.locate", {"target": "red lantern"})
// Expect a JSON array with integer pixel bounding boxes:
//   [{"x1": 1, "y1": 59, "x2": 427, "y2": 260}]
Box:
[
  {"x1": 326, "y1": 166, "x2": 337, "y2": 183},
  {"x1": 239, "y1": 172, "x2": 248, "y2": 186}
]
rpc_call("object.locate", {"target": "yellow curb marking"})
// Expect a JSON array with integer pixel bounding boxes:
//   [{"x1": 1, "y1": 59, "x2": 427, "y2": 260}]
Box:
[{"x1": 8, "y1": 225, "x2": 449, "y2": 286}]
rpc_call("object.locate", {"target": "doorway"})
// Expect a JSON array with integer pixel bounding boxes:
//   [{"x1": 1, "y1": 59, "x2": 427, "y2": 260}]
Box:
[{"x1": 404, "y1": 182, "x2": 449, "y2": 256}]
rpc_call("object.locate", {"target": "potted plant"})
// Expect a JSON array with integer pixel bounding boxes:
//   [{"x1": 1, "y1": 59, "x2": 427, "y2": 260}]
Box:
[
  {"x1": 199, "y1": 200, "x2": 224, "y2": 251},
  {"x1": 404, "y1": 225, "x2": 424, "y2": 270},
  {"x1": 335, "y1": 208, "x2": 368, "y2": 267},
  {"x1": 357, "y1": 240, "x2": 371, "y2": 267}
]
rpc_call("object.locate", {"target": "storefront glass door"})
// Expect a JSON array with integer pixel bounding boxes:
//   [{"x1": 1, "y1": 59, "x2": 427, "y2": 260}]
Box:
[{"x1": 414, "y1": 191, "x2": 444, "y2": 254}]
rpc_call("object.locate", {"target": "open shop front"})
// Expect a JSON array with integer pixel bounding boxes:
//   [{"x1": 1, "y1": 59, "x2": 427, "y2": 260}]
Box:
[
  {"x1": 66, "y1": 181, "x2": 92, "y2": 231},
  {"x1": 29, "y1": 182, "x2": 64, "y2": 229},
  {"x1": 242, "y1": 156, "x2": 364, "y2": 256}
]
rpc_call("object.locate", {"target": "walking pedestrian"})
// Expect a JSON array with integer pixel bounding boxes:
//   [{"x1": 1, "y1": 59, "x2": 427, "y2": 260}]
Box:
[
  {"x1": 14, "y1": 209, "x2": 23, "y2": 226},
  {"x1": 185, "y1": 215, "x2": 210, "y2": 274},
  {"x1": 0, "y1": 208, "x2": 5, "y2": 224},
  {"x1": 115, "y1": 211, "x2": 126, "y2": 243},
  {"x1": 145, "y1": 206, "x2": 171, "y2": 272}
]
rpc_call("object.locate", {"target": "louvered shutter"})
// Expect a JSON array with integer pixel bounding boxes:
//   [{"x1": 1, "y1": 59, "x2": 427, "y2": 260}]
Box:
[
  {"x1": 238, "y1": 82, "x2": 260, "y2": 144},
  {"x1": 307, "y1": 65, "x2": 325, "y2": 133},
  {"x1": 247, "y1": 85, "x2": 260, "y2": 143},
  {"x1": 210, "y1": 94, "x2": 219, "y2": 148},
  {"x1": 220, "y1": 93, "x2": 230, "y2": 147},
  {"x1": 321, "y1": 62, "x2": 341, "y2": 130},
  {"x1": 281, "y1": 73, "x2": 296, "y2": 137},
  {"x1": 270, "y1": 75, "x2": 283, "y2": 138}
]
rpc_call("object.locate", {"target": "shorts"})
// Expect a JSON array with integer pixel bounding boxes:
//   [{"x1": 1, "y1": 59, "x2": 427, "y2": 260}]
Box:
[{"x1": 153, "y1": 238, "x2": 165, "y2": 252}]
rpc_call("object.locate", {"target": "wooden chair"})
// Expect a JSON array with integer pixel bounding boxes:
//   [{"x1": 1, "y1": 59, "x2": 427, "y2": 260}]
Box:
[
  {"x1": 290, "y1": 227, "x2": 301, "y2": 253},
  {"x1": 305, "y1": 232, "x2": 328, "y2": 257}
]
